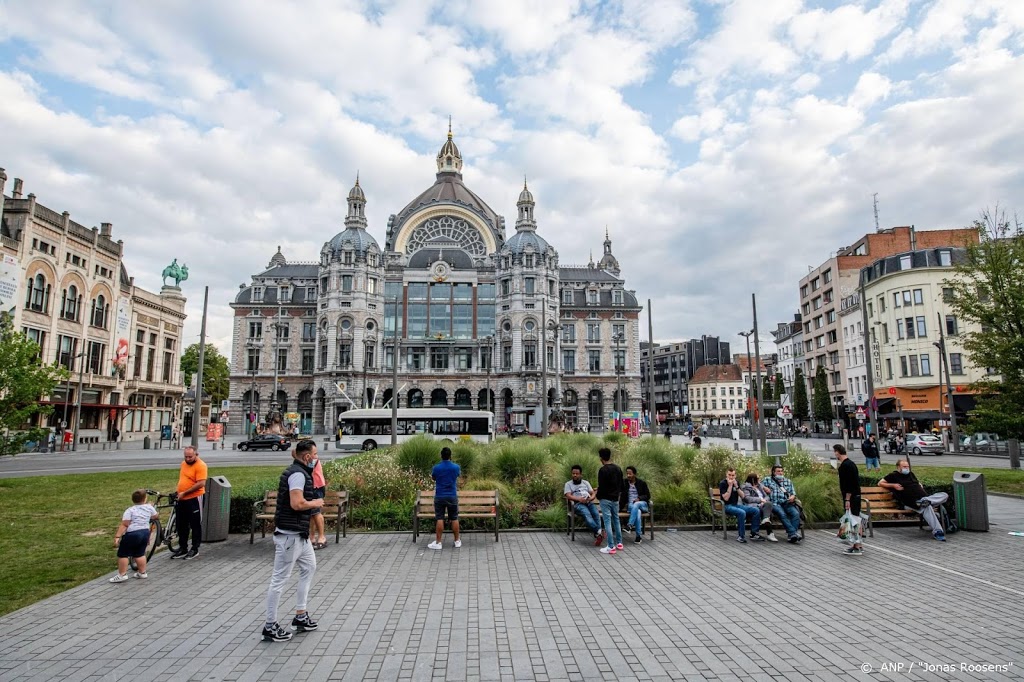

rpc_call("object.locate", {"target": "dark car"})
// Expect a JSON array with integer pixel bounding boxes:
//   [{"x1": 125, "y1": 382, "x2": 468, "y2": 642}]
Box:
[
  {"x1": 238, "y1": 434, "x2": 291, "y2": 451},
  {"x1": 508, "y1": 424, "x2": 533, "y2": 438}
]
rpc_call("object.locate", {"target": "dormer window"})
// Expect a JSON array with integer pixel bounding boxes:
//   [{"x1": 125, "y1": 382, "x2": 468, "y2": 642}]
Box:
[
  {"x1": 344, "y1": 251, "x2": 353, "y2": 265},
  {"x1": 525, "y1": 254, "x2": 534, "y2": 268},
  {"x1": 447, "y1": 156, "x2": 452, "y2": 167},
  {"x1": 588, "y1": 290, "x2": 598, "y2": 305},
  {"x1": 612, "y1": 290, "x2": 623, "y2": 305},
  {"x1": 253, "y1": 287, "x2": 263, "y2": 302}
]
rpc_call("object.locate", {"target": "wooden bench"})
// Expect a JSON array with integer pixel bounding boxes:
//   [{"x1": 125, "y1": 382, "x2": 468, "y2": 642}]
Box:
[
  {"x1": 565, "y1": 499, "x2": 654, "y2": 542},
  {"x1": 413, "y1": 490, "x2": 500, "y2": 542},
  {"x1": 709, "y1": 488, "x2": 805, "y2": 541},
  {"x1": 250, "y1": 489, "x2": 349, "y2": 544},
  {"x1": 861, "y1": 486, "x2": 949, "y2": 538}
]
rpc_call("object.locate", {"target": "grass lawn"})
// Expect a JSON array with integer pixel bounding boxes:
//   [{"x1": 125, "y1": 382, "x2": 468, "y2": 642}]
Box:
[
  {"x1": 0, "y1": 465, "x2": 279, "y2": 617},
  {"x1": 907, "y1": 465, "x2": 1024, "y2": 496}
]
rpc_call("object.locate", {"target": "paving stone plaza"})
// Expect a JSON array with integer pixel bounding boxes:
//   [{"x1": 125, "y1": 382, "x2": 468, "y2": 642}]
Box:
[{"x1": 1, "y1": 508, "x2": 1022, "y2": 682}]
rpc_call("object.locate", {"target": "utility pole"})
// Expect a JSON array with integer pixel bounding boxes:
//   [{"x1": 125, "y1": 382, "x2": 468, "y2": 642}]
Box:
[
  {"x1": 541, "y1": 301, "x2": 548, "y2": 438},
  {"x1": 647, "y1": 299, "x2": 656, "y2": 434},
  {"x1": 739, "y1": 330, "x2": 754, "y2": 445},
  {"x1": 191, "y1": 286, "x2": 208, "y2": 450},
  {"x1": 936, "y1": 312, "x2": 961, "y2": 453},
  {"x1": 390, "y1": 296, "x2": 400, "y2": 446},
  {"x1": 873, "y1": 193, "x2": 880, "y2": 232},
  {"x1": 752, "y1": 294, "x2": 766, "y2": 452},
  {"x1": 71, "y1": 348, "x2": 86, "y2": 452},
  {"x1": 858, "y1": 271, "x2": 880, "y2": 440}
]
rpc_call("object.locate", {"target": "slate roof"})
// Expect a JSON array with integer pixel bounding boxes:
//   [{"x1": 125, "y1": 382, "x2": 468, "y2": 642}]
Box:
[
  {"x1": 389, "y1": 173, "x2": 503, "y2": 242},
  {"x1": 689, "y1": 364, "x2": 743, "y2": 384},
  {"x1": 558, "y1": 267, "x2": 621, "y2": 283}
]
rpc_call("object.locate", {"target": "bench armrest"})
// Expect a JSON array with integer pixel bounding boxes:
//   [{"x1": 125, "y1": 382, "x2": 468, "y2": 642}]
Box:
[{"x1": 253, "y1": 499, "x2": 266, "y2": 511}]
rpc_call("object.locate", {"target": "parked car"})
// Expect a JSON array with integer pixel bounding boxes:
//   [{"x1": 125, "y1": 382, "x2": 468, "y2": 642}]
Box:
[
  {"x1": 238, "y1": 434, "x2": 292, "y2": 451},
  {"x1": 906, "y1": 433, "x2": 943, "y2": 455},
  {"x1": 508, "y1": 424, "x2": 534, "y2": 439}
]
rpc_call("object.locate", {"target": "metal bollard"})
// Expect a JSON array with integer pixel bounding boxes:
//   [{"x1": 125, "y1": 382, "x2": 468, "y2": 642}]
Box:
[{"x1": 1009, "y1": 439, "x2": 1020, "y2": 470}]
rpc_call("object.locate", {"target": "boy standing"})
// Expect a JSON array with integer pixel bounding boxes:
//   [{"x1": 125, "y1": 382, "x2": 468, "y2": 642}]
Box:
[
  {"x1": 429, "y1": 447, "x2": 461, "y2": 550},
  {"x1": 110, "y1": 490, "x2": 158, "y2": 583}
]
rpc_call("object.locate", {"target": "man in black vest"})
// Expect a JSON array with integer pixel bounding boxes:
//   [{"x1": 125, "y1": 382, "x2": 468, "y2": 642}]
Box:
[{"x1": 262, "y1": 439, "x2": 324, "y2": 642}]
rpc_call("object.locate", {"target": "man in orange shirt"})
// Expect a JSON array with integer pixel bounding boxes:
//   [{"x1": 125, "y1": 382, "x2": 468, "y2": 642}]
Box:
[{"x1": 171, "y1": 446, "x2": 207, "y2": 560}]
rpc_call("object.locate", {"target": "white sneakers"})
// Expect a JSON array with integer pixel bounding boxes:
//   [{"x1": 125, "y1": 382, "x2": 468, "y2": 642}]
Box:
[
  {"x1": 109, "y1": 573, "x2": 129, "y2": 583},
  {"x1": 766, "y1": 532, "x2": 779, "y2": 543},
  {"x1": 454, "y1": 540, "x2": 462, "y2": 548},
  {"x1": 427, "y1": 541, "x2": 442, "y2": 550},
  {"x1": 133, "y1": 571, "x2": 148, "y2": 579}
]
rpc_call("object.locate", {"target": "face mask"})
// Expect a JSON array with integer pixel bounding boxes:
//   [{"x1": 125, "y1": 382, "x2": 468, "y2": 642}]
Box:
[
  {"x1": 774, "y1": 475, "x2": 784, "y2": 481},
  {"x1": 900, "y1": 467, "x2": 910, "y2": 475},
  {"x1": 310, "y1": 458, "x2": 319, "y2": 467}
]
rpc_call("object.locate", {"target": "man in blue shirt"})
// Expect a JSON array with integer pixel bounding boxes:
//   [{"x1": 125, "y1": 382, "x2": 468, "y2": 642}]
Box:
[{"x1": 429, "y1": 447, "x2": 461, "y2": 550}]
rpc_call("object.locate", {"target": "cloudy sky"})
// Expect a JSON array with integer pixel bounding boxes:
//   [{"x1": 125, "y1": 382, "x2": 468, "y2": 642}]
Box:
[{"x1": 1, "y1": 0, "x2": 1022, "y2": 360}]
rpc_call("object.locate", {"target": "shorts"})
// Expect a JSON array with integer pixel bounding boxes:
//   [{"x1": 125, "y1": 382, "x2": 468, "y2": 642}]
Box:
[
  {"x1": 311, "y1": 487, "x2": 325, "y2": 516},
  {"x1": 434, "y1": 497, "x2": 459, "y2": 521},
  {"x1": 117, "y1": 529, "x2": 150, "y2": 558}
]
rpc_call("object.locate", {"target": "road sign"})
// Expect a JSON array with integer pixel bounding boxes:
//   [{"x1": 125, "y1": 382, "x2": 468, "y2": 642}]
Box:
[
  {"x1": 888, "y1": 387, "x2": 897, "y2": 395},
  {"x1": 780, "y1": 406, "x2": 792, "y2": 418},
  {"x1": 855, "y1": 406, "x2": 865, "y2": 419},
  {"x1": 762, "y1": 401, "x2": 780, "y2": 410},
  {"x1": 220, "y1": 399, "x2": 230, "y2": 411}
]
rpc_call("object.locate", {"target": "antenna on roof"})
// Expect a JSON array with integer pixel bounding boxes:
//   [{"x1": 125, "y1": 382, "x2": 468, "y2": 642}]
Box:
[{"x1": 873, "y1": 193, "x2": 880, "y2": 232}]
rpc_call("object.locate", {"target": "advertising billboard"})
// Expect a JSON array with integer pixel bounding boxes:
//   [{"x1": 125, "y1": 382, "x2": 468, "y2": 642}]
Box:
[{"x1": 0, "y1": 254, "x2": 22, "y2": 316}]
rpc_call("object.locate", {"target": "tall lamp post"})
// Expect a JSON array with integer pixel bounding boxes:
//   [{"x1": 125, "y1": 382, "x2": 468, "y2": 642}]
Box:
[
  {"x1": 935, "y1": 312, "x2": 961, "y2": 453},
  {"x1": 71, "y1": 349, "x2": 88, "y2": 452},
  {"x1": 547, "y1": 320, "x2": 563, "y2": 435},
  {"x1": 389, "y1": 296, "x2": 400, "y2": 446},
  {"x1": 484, "y1": 334, "x2": 493, "y2": 425},
  {"x1": 739, "y1": 330, "x2": 755, "y2": 447},
  {"x1": 613, "y1": 331, "x2": 624, "y2": 430},
  {"x1": 61, "y1": 350, "x2": 86, "y2": 451}
]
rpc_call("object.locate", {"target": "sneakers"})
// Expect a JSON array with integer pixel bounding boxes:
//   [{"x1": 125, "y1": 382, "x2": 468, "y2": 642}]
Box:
[
  {"x1": 625, "y1": 524, "x2": 635, "y2": 532},
  {"x1": 109, "y1": 573, "x2": 129, "y2": 583},
  {"x1": 183, "y1": 549, "x2": 199, "y2": 560},
  {"x1": 291, "y1": 612, "x2": 318, "y2": 632},
  {"x1": 634, "y1": 534, "x2": 643, "y2": 544},
  {"x1": 766, "y1": 532, "x2": 778, "y2": 543},
  {"x1": 750, "y1": 534, "x2": 766, "y2": 542},
  {"x1": 454, "y1": 540, "x2": 462, "y2": 548},
  {"x1": 736, "y1": 536, "x2": 747, "y2": 544},
  {"x1": 934, "y1": 532, "x2": 946, "y2": 542},
  {"x1": 787, "y1": 536, "x2": 801, "y2": 544},
  {"x1": 169, "y1": 548, "x2": 189, "y2": 559},
  {"x1": 843, "y1": 547, "x2": 864, "y2": 556},
  {"x1": 616, "y1": 543, "x2": 624, "y2": 550},
  {"x1": 593, "y1": 531, "x2": 605, "y2": 546},
  {"x1": 261, "y1": 623, "x2": 293, "y2": 642},
  {"x1": 133, "y1": 571, "x2": 148, "y2": 579},
  {"x1": 427, "y1": 541, "x2": 442, "y2": 550},
  {"x1": 599, "y1": 546, "x2": 616, "y2": 555}
]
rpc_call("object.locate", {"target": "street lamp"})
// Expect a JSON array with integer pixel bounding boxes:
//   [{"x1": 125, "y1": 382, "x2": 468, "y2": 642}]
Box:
[
  {"x1": 71, "y1": 349, "x2": 88, "y2": 452},
  {"x1": 60, "y1": 350, "x2": 86, "y2": 451},
  {"x1": 612, "y1": 331, "x2": 624, "y2": 428},
  {"x1": 739, "y1": 330, "x2": 755, "y2": 446},
  {"x1": 389, "y1": 296, "x2": 401, "y2": 446},
  {"x1": 934, "y1": 311, "x2": 961, "y2": 453}
]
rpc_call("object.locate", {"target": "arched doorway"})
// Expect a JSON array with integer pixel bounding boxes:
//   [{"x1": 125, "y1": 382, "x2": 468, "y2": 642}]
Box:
[
  {"x1": 501, "y1": 388, "x2": 514, "y2": 431},
  {"x1": 588, "y1": 389, "x2": 603, "y2": 429},
  {"x1": 478, "y1": 388, "x2": 494, "y2": 412},
  {"x1": 297, "y1": 390, "x2": 313, "y2": 434},
  {"x1": 613, "y1": 389, "x2": 629, "y2": 414},
  {"x1": 364, "y1": 387, "x2": 375, "y2": 409},
  {"x1": 408, "y1": 389, "x2": 424, "y2": 408},
  {"x1": 274, "y1": 390, "x2": 288, "y2": 413},
  {"x1": 454, "y1": 388, "x2": 472, "y2": 409},
  {"x1": 547, "y1": 387, "x2": 557, "y2": 407},
  {"x1": 430, "y1": 388, "x2": 448, "y2": 407},
  {"x1": 381, "y1": 388, "x2": 395, "y2": 409},
  {"x1": 315, "y1": 388, "x2": 326, "y2": 435},
  {"x1": 562, "y1": 388, "x2": 578, "y2": 430}
]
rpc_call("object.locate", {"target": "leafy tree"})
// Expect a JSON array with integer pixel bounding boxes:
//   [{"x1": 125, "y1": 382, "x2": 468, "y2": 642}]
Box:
[
  {"x1": 761, "y1": 374, "x2": 774, "y2": 418},
  {"x1": 793, "y1": 368, "x2": 809, "y2": 421},
  {"x1": 773, "y1": 373, "x2": 785, "y2": 405},
  {"x1": 0, "y1": 316, "x2": 68, "y2": 456},
  {"x1": 812, "y1": 364, "x2": 832, "y2": 424},
  {"x1": 180, "y1": 343, "x2": 230, "y2": 405},
  {"x1": 945, "y1": 208, "x2": 1024, "y2": 438}
]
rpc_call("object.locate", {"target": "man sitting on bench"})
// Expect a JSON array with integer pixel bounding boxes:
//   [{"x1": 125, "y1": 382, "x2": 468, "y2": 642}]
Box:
[
  {"x1": 878, "y1": 459, "x2": 949, "y2": 542},
  {"x1": 565, "y1": 465, "x2": 604, "y2": 545}
]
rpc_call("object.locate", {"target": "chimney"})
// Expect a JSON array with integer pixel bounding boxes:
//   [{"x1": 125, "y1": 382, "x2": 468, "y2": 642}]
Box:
[
  {"x1": 910, "y1": 224, "x2": 916, "y2": 251},
  {"x1": 12, "y1": 178, "x2": 23, "y2": 199},
  {"x1": 100, "y1": 222, "x2": 112, "y2": 237},
  {"x1": 0, "y1": 168, "x2": 6, "y2": 194}
]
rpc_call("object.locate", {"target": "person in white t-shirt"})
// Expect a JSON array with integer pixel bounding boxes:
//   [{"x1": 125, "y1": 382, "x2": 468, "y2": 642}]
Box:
[
  {"x1": 110, "y1": 490, "x2": 158, "y2": 583},
  {"x1": 564, "y1": 465, "x2": 604, "y2": 545}
]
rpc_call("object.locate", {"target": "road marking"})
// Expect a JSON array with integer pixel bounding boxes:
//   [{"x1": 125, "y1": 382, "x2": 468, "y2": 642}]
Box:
[{"x1": 816, "y1": 530, "x2": 1024, "y2": 597}]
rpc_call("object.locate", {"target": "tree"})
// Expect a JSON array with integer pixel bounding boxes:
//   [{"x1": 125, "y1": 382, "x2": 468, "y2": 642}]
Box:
[
  {"x1": 793, "y1": 368, "x2": 809, "y2": 421},
  {"x1": 946, "y1": 208, "x2": 1024, "y2": 438},
  {"x1": 180, "y1": 343, "x2": 230, "y2": 405},
  {"x1": 773, "y1": 373, "x2": 785, "y2": 405},
  {"x1": 760, "y1": 374, "x2": 774, "y2": 418},
  {"x1": 812, "y1": 365, "x2": 832, "y2": 425},
  {"x1": 0, "y1": 316, "x2": 68, "y2": 456}
]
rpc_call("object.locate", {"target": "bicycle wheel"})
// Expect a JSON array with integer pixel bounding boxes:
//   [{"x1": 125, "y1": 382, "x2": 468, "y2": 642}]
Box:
[
  {"x1": 145, "y1": 518, "x2": 162, "y2": 561},
  {"x1": 164, "y1": 509, "x2": 180, "y2": 553}
]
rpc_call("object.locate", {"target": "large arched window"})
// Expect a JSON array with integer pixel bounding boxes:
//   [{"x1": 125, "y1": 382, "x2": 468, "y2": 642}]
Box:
[
  {"x1": 90, "y1": 294, "x2": 108, "y2": 328},
  {"x1": 588, "y1": 389, "x2": 604, "y2": 423},
  {"x1": 408, "y1": 389, "x2": 424, "y2": 408},
  {"x1": 478, "y1": 388, "x2": 494, "y2": 412},
  {"x1": 26, "y1": 274, "x2": 49, "y2": 312},
  {"x1": 454, "y1": 388, "x2": 472, "y2": 408},
  {"x1": 61, "y1": 284, "x2": 80, "y2": 321},
  {"x1": 430, "y1": 388, "x2": 448, "y2": 407}
]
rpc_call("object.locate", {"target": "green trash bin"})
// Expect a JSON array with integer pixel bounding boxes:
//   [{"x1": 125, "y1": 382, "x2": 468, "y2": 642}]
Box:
[{"x1": 953, "y1": 471, "x2": 989, "y2": 532}]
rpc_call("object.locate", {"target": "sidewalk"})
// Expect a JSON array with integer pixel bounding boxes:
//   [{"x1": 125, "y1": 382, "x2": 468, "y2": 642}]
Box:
[{"x1": 1, "y1": 499, "x2": 1022, "y2": 681}]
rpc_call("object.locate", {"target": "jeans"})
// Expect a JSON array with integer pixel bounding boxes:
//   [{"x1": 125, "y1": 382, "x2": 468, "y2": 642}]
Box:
[
  {"x1": 865, "y1": 456, "x2": 880, "y2": 470},
  {"x1": 912, "y1": 492, "x2": 949, "y2": 535},
  {"x1": 724, "y1": 504, "x2": 762, "y2": 539},
  {"x1": 574, "y1": 502, "x2": 602, "y2": 533},
  {"x1": 773, "y1": 503, "x2": 801, "y2": 538},
  {"x1": 599, "y1": 499, "x2": 622, "y2": 548},
  {"x1": 628, "y1": 501, "x2": 649, "y2": 535},
  {"x1": 265, "y1": 532, "x2": 317, "y2": 624}
]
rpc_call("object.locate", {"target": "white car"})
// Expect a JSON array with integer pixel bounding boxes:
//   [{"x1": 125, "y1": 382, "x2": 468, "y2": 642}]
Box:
[{"x1": 906, "y1": 433, "x2": 943, "y2": 455}]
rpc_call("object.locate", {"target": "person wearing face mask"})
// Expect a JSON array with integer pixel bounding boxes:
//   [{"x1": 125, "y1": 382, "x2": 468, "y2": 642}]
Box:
[
  {"x1": 309, "y1": 454, "x2": 328, "y2": 549},
  {"x1": 719, "y1": 467, "x2": 764, "y2": 543},
  {"x1": 261, "y1": 439, "x2": 325, "y2": 642},
  {"x1": 741, "y1": 473, "x2": 777, "y2": 542},
  {"x1": 763, "y1": 464, "x2": 802, "y2": 543},
  {"x1": 878, "y1": 459, "x2": 949, "y2": 541}
]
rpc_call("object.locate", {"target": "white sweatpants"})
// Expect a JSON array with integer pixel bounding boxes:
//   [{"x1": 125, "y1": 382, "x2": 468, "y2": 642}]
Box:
[
  {"x1": 265, "y1": 532, "x2": 317, "y2": 624},
  {"x1": 915, "y1": 492, "x2": 949, "y2": 535}
]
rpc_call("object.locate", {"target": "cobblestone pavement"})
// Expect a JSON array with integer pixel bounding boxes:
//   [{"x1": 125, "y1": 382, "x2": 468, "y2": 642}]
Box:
[{"x1": 1, "y1": 521, "x2": 1022, "y2": 682}]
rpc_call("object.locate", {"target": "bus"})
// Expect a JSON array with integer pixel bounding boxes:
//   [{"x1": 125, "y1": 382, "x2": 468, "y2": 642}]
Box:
[{"x1": 336, "y1": 408, "x2": 494, "y2": 452}]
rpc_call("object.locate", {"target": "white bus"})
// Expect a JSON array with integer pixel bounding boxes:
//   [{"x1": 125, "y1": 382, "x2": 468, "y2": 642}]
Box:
[{"x1": 336, "y1": 408, "x2": 494, "y2": 452}]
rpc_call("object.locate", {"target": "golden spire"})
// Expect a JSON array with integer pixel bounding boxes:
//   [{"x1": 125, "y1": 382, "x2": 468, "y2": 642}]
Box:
[{"x1": 448, "y1": 115, "x2": 453, "y2": 140}]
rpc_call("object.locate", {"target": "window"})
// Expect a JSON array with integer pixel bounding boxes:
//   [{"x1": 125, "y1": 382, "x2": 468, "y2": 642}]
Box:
[
  {"x1": 306, "y1": 287, "x2": 316, "y2": 302},
  {"x1": 87, "y1": 341, "x2": 105, "y2": 375},
  {"x1": 902, "y1": 291, "x2": 912, "y2": 306},
  {"x1": 319, "y1": 343, "x2": 327, "y2": 369},
  {"x1": 341, "y1": 275, "x2": 353, "y2": 292},
  {"x1": 950, "y1": 353, "x2": 963, "y2": 375},
  {"x1": 900, "y1": 356, "x2": 908, "y2": 377},
  {"x1": 811, "y1": 277, "x2": 820, "y2": 291},
  {"x1": 614, "y1": 349, "x2": 625, "y2": 371},
  {"x1": 588, "y1": 290, "x2": 598, "y2": 305},
  {"x1": 826, "y1": 330, "x2": 837, "y2": 344},
  {"x1": 613, "y1": 323, "x2": 625, "y2": 339},
  {"x1": 301, "y1": 348, "x2": 314, "y2": 373},
  {"x1": 338, "y1": 343, "x2": 352, "y2": 367},
  {"x1": 939, "y1": 250, "x2": 952, "y2": 266},
  {"x1": 920, "y1": 354, "x2": 931, "y2": 375},
  {"x1": 408, "y1": 347, "x2": 425, "y2": 370},
  {"x1": 319, "y1": 277, "x2": 328, "y2": 295},
  {"x1": 162, "y1": 351, "x2": 173, "y2": 382},
  {"x1": 587, "y1": 324, "x2": 601, "y2": 343},
  {"x1": 60, "y1": 285, "x2": 80, "y2": 321},
  {"x1": 501, "y1": 279, "x2": 510, "y2": 296},
  {"x1": 368, "y1": 278, "x2": 378, "y2": 294},
  {"x1": 276, "y1": 324, "x2": 289, "y2": 340},
  {"x1": 364, "y1": 343, "x2": 375, "y2": 368},
  {"x1": 525, "y1": 254, "x2": 534, "y2": 268},
  {"x1": 800, "y1": 284, "x2": 809, "y2": 299},
  {"x1": 249, "y1": 321, "x2": 263, "y2": 338},
  {"x1": 57, "y1": 335, "x2": 78, "y2": 370},
  {"x1": 431, "y1": 347, "x2": 448, "y2": 370},
  {"x1": 588, "y1": 350, "x2": 601, "y2": 372},
  {"x1": 247, "y1": 347, "x2": 260, "y2": 371},
  {"x1": 945, "y1": 316, "x2": 958, "y2": 336},
  {"x1": 897, "y1": 319, "x2": 905, "y2": 340},
  {"x1": 913, "y1": 289, "x2": 923, "y2": 305},
  {"x1": 802, "y1": 303, "x2": 810, "y2": 316},
  {"x1": 524, "y1": 278, "x2": 535, "y2": 295},
  {"x1": 900, "y1": 255, "x2": 912, "y2": 270},
  {"x1": 812, "y1": 297, "x2": 822, "y2": 310},
  {"x1": 562, "y1": 349, "x2": 575, "y2": 372},
  {"x1": 25, "y1": 274, "x2": 49, "y2": 312},
  {"x1": 302, "y1": 322, "x2": 316, "y2": 342},
  {"x1": 562, "y1": 289, "x2": 573, "y2": 305},
  {"x1": 826, "y1": 310, "x2": 836, "y2": 324},
  {"x1": 823, "y1": 269, "x2": 832, "y2": 283},
  {"x1": 275, "y1": 349, "x2": 287, "y2": 372},
  {"x1": 455, "y1": 347, "x2": 472, "y2": 370},
  {"x1": 909, "y1": 355, "x2": 920, "y2": 377},
  {"x1": 904, "y1": 317, "x2": 915, "y2": 339},
  {"x1": 90, "y1": 295, "x2": 108, "y2": 328},
  {"x1": 253, "y1": 287, "x2": 263, "y2": 302},
  {"x1": 885, "y1": 358, "x2": 893, "y2": 380},
  {"x1": 612, "y1": 290, "x2": 623, "y2": 305},
  {"x1": 343, "y1": 251, "x2": 353, "y2": 265},
  {"x1": 878, "y1": 296, "x2": 886, "y2": 313},
  {"x1": 502, "y1": 345, "x2": 512, "y2": 369},
  {"x1": 823, "y1": 289, "x2": 833, "y2": 304},
  {"x1": 523, "y1": 343, "x2": 537, "y2": 368},
  {"x1": 561, "y1": 325, "x2": 576, "y2": 343},
  {"x1": 814, "y1": 316, "x2": 823, "y2": 330},
  {"x1": 916, "y1": 316, "x2": 927, "y2": 338}
]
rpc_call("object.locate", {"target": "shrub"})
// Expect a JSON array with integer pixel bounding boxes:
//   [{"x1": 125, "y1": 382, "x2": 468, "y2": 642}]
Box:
[
  {"x1": 493, "y1": 440, "x2": 547, "y2": 482},
  {"x1": 621, "y1": 437, "x2": 676, "y2": 484},
  {"x1": 352, "y1": 498, "x2": 415, "y2": 531},
  {"x1": 228, "y1": 478, "x2": 278, "y2": 533},
  {"x1": 514, "y1": 468, "x2": 560, "y2": 507},
  {"x1": 603, "y1": 431, "x2": 627, "y2": 446},
  {"x1": 792, "y1": 474, "x2": 842, "y2": 523},
  {"x1": 652, "y1": 480, "x2": 714, "y2": 524},
  {"x1": 396, "y1": 435, "x2": 441, "y2": 477},
  {"x1": 557, "y1": 454, "x2": 602, "y2": 489},
  {"x1": 690, "y1": 446, "x2": 747, "y2": 492},
  {"x1": 533, "y1": 503, "x2": 567, "y2": 530},
  {"x1": 755, "y1": 446, "x2": 822, "y2": 479},
  {"x1": 332, "y1": 452, "x2": 430, "y2": 505},
  {"x1": 450, "y1": 440, "x2": 479, "y2": 477}
]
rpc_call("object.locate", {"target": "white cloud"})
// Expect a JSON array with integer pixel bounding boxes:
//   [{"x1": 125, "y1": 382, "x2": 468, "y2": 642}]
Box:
[
  {"x1": 788, "y1": 0, "x2": 909, "y2": 62},
  {"x1": 847, "y1": 72, "x2": 893, "y2": 110}
]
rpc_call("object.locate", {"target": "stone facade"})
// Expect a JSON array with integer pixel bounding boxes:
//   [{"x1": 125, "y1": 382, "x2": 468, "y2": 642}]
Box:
[
  {"x1": 227, "y1": 132, "x2": 642, "y2": 435},
  {"x1": 0, "y1": 170, "x2": 186, "y2": 446}
]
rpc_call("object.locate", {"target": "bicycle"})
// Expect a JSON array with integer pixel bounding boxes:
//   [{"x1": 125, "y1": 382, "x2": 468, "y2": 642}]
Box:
[{"x1": 129, "y1": 490, "x2": 181, "y2": 570}]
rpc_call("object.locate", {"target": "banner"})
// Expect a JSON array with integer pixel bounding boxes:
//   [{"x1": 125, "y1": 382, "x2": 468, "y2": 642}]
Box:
[
  {"x1": 0, "y1": 254, "x2": 22, "y2": 315},
  {"x1": 113, "y1": 297, "x2": 131, "y2": 371}
]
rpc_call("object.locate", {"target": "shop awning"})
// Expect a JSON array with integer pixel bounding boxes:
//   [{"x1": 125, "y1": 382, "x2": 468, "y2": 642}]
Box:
[
  {"x1": 874, "y1": 397, "x2": 896, "y2": 414},
  {"x1": 901, "y1": 410, "x2": 945, "y2": 421},
  {"x1": 38, "y1": 400, "x2": 136, "y2": 409}
]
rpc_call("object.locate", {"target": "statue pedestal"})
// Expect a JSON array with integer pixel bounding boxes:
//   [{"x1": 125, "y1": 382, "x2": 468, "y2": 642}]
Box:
[{"x1": 160, "y1": 285, "x2": 185, "y2": 302}]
